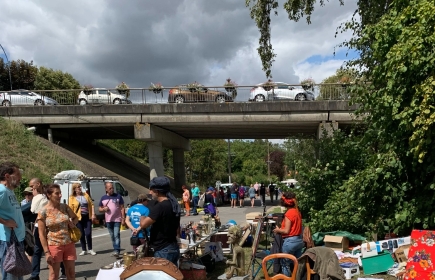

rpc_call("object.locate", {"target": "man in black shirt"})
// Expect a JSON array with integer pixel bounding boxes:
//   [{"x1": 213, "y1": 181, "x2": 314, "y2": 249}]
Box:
[
  {"x1": 268, "y1": 183, "x2": 275, "y2": 204},
  {"x1": 140, "y1": 177, "x2": 181, "y2": 265},
  {"x1": 259, "y1": 183, "x2": 266, "y2": 207}
]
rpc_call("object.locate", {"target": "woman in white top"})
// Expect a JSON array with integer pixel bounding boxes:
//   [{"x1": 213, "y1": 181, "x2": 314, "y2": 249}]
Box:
[{"x1": 29, "y1": 178, "x2": 48, "y2": 280}]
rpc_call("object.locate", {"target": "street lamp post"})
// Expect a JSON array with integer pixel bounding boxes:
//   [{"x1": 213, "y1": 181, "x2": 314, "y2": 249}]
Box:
[
  {"x1": 0, "y1": 44, "x2": 13, "y2": 91},
  {"x1": 227, "y1": 139, "x2": 232, "y2": 183}
]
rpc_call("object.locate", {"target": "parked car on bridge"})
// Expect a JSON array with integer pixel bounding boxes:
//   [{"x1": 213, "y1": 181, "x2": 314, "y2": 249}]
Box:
[
  {"x1": 77, "y1": 88, "x2": 132, "y2": 105},
  {"x1": 0, "y1": 89, "x2": 59, "y2": 106},
  {"x1": 249, "y1": 82, "x2": 315, "y2": 102},
  {"x1": 168, "y1": 84, "x2": 234, "y2": 103}
]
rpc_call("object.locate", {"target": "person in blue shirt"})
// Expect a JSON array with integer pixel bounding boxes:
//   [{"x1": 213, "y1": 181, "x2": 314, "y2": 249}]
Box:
[
  {"x1": 0, "y1": 162, "x2": 26, "y2": 280},
  {"x1": 125, "y1": 193, "x2": 150, "y2": 251},
  {"x1": 190, "y1": 183, "x2": 200, "y2": 215}
]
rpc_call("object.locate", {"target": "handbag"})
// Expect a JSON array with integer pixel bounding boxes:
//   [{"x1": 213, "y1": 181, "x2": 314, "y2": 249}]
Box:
[
  {"x1": 198, "y1": 193, "x2": 205, "y2": 208},
  {"x1": 3, "y1": 229, "x2": 33, "y2": 276},
  {"x1": 130, "y1": 230, "x2": 142, "y2": 246},
  {"x1": 64, "y1": 203, "x2": 82, "y2": 243}
]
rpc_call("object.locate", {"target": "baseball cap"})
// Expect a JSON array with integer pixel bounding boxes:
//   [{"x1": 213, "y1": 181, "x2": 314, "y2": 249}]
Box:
[{"x1": 23, "y1": 187, "x2": 33, "y2": 194}]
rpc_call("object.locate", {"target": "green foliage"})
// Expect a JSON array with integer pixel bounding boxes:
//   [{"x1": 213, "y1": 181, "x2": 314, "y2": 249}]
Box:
[
  {"x1": 0, "y1": 118, "x2": 76, "y2": 198},
  {"x1": 0, "y1": 58, "x2": 38, "y2": 91},
  {"x1": 318, "y1": 68, "x2": 360, "y2": 100},
  {"x1": 185, "y1": 139, "x2": 227, "y2": 186},
  {"x1": 34, "y1": 66, "x2": 81, "y2": 104}
]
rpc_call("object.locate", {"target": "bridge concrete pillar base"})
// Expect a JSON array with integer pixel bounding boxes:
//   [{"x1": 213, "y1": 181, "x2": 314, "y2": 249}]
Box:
[
  {"x1": 148, "y1": 142, "x2": 164, "y2": 179},
  {"x1": 48, "y1": 128, "x2": 53, "y2": 143},
  {"x1": 173, "y1": 149, "x2": 186, "y2": 190},
  {"x1": 318, "y1": 121, "x2": 338, "y2": 139}
]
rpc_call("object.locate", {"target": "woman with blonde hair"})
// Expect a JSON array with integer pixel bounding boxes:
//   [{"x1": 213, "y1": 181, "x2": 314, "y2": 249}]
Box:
[
  {"x1": 68, "y1": 182, "x2": 96, "y2": 256},
  {"x1": 272, "y1": 191, "x2": 304, "y2": 276},
  {"x1": 37, "y1": 184, "x2": 78, "y2": 280}
]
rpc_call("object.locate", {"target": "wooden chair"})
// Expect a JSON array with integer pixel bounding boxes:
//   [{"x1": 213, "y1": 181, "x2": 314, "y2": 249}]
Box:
[
  {"x1": 261, "y1": 253, "x2": 298, "y2": 280},
  {"x1": 303, "y1": 255, "x2": 316, "y2": 280}
]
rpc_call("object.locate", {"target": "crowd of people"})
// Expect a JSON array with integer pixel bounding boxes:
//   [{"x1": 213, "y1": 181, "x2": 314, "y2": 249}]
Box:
[
  {"x1": 0, "y1": 159, "x2": 301, "y2": 279},
  {"x1": 0, "y1": 162, "x2": 182, "y2": 280}
]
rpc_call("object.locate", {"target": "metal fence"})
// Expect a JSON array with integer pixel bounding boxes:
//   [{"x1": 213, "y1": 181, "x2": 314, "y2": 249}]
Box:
[{"x1": 0, "y1": 83, "x2": 356, "y2": 106}]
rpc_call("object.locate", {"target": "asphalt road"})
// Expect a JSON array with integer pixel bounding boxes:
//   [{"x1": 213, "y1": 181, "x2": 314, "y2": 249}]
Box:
[{"x1": 36, "y1": 197, "x2": 280, "y2": 280}]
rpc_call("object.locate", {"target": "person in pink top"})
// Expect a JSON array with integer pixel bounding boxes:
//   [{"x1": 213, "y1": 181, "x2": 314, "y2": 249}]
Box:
[{"x1": 98, "y1": 182, "x2": 125, "y2": 258}]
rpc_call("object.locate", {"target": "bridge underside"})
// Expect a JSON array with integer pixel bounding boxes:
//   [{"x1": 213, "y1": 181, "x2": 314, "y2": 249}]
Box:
[{"x1": 46, "y1": 121, "x2": 352, "y2": 139}]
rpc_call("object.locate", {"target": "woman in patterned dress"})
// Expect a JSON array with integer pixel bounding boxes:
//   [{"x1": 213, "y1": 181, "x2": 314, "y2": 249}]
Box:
[{"x1": 37, "y1": 184, "x2": 78, "y2": 280}]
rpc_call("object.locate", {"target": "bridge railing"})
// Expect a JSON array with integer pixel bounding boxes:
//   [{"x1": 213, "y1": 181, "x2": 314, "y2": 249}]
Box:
[{"x1": 0, "y1": 83, "x2": 357, "y2": 106}]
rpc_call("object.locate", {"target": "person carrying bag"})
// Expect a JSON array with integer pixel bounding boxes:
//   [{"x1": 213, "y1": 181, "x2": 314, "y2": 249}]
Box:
[{"x1": 3, "y1": 229, "x2": 32, "y2": 277}]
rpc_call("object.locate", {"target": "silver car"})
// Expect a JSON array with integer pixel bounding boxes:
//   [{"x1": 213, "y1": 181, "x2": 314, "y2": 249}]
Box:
[
  {"x1": 0, "y1": 89, "x2": 59, "y2": 106},
  {"x1": 249, "y1": 82, "x2": 315, "y2": 102}
]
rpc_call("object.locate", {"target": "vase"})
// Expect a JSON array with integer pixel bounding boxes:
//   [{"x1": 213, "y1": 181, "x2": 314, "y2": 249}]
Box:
[
  {"x1": 225, "y1": 87, "x2": 235, "y2": 93},
  {"x1": 83, "y1": 90, "x2": 92, "y2": 95},
  {"x1": 152, "y1": 89, "x2": 162, "y2": 94},
  {"x1": 118, "y1": 89, "x2": 128, "y2": 95},
  {"x1": 263, "y1": 86, "x2": 272, "y2": 92}
]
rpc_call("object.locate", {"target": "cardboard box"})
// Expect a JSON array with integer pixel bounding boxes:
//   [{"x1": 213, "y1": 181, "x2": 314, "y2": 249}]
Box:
[
  {"x1": 395, "y1": 244, "x2": 411, "y2": 263},
  {"x1": 340, "y1": 263, "x2": 360, "y2": 280},
  {"x1": 324, "y1": 235, "x2": 349, "y2": 251}
]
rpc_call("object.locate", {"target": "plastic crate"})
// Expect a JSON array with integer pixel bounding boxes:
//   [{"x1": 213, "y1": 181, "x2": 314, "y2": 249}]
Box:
[{"x1": 361, "y1": 250, "x2": 394, "y2": 275}]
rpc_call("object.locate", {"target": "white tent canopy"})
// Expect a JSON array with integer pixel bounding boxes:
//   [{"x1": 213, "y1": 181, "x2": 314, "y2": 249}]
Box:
[{"x1": 281, "y1": 179, "x2": 298, "y2": 184}]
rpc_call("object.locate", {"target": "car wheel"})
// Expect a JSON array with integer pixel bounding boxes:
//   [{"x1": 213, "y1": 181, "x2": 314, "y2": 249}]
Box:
[
  {"x1": 254, "y1": 94, "x2": 265, "y2": 102},
  {"x1": 174, "y1": 95, "x2": 185, "y2": 103},
  {"x1": 215, "y1": 95, "x2": 226, "y2": 103},
  {"x1": 2, "y1": 100, "x2": 11, "y2": 107},
  {"x1": 295, "y1": 93, "x2": 307, "y2": 101},
  {"x1": 113, "y1": 98, "x2": 121, "y2": 105},
  {"x1": 79, "y1": 99, "x2": 87, "y2": 106},
  {"x1": 34, "y1": 99, "x2": 44, "y2": 106}
]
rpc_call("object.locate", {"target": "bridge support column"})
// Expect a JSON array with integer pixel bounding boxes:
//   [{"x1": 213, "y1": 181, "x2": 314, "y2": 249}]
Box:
[
  {"x1": 318, "y1": 121, "x2": 338, "y2": 139},
  {"x1": 173, "y1": 149, "x2": 186, "y2": 190},
  {"x1": 48, "y1": 128, "x2": 53, "y2": 143},
  {"x1": 148, "y1": 142, "x2": 164, "y2": 178}
]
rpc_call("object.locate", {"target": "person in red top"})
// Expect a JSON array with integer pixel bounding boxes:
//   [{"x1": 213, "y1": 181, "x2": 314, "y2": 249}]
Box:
[{"x1": 272, "y1": 191, "x2": 304, "y2": 276}]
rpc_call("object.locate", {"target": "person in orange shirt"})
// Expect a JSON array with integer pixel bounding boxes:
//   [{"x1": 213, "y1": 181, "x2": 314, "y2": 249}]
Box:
[
  {"x1": 181, "y1": 185, "x2": 190, "y2": 216},
  {"x1": 272, "y1": 191, "x2": 304, "y2": 276}
]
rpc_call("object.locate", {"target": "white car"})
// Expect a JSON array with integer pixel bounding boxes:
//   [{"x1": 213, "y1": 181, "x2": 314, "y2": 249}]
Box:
[
  {"x1": 77, "y1": 88, "x2": 132, "y2": 105},
  {"x1": 0, "y1": 89, "x2": 59, "y2": 106},
  {"x1": 249, "y1": 82, "x2": 315, "y2": 102}
]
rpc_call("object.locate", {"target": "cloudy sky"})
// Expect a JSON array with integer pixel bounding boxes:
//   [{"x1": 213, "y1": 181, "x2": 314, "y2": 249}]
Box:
[{"x1": 1, "y1": 0, "x2": 358, "y2": 90}]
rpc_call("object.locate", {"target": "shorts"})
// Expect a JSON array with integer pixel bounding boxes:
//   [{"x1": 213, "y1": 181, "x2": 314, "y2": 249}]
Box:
[
  {"x1": 231, "y1": 194, "x2": 237, "y2": 200},
  {"x1": 48, "y1": 242, "x2": 77, "y2": 263},
  {"x1": 250, "y1": 195, "x2": 255, "y2": 199}
]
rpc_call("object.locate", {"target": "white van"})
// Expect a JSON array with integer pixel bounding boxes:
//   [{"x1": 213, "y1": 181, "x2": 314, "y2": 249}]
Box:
[{"x1": 53, "y1": 170, "x2": 132, "y2": 221}]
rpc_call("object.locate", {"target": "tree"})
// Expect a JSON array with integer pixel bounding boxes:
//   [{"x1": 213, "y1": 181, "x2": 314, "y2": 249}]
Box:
[
  {"x1": 318, "y1": 68, "x2": 359, "y2": 100},
  {"x1": 0, "y1": 58, "x2": 37, "y2": 90},
  {"x1": 34, "y1": 66, "x2": 81, "y2": 105},
  {"x1": 184, "y1": 139, "x2": 227, "y2": 186},
  {"x1": 268, "y1": 150, "x2": 286, "y2": 180},
  {"x1": 245, "y1": 0, "x2": 391, "y2": 78}
]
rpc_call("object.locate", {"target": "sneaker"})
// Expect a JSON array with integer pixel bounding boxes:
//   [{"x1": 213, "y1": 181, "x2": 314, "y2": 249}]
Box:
[
  {"x1": 110, "y1": 252, "x2": 120, "y2": 258},
  {"x1": 79, "y1": 251, "x2": 87, "y2": 256},
  {"x1": 88, "y1": 250, "x2": 97, "y2": 255},
  {"x1": 59, "y1": 275, "x2": 67, "y2": 280}
]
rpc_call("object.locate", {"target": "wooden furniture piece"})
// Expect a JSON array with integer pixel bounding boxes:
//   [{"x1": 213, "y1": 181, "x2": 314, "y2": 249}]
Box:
[
  {"x1": 303, "y1": 255, "x2": 316, "y2": 280},
  {"x1": 119, "y1": 257, "x2": 183, "y2": 280},
  {"x1": 261, "y1": 253, "x2": 298, "y2": 280}
]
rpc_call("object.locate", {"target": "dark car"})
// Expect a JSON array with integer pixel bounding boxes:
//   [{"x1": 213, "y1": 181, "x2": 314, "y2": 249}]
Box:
[{"x1": 168, "y1": 84, "x2": 234, "y2": 103}]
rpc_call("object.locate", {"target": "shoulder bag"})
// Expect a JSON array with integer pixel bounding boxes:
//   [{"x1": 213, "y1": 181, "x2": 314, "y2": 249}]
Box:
[
  {"x1": 130, "y1": 229, "x2": 143, "y2": 246},
  {"x1": 3, "y1": 229, "x2": 33, "y2": 276},
  {"x1": 198, "y1": 193, "x2": 206, "y2": 208},
  {"x1": 64, "y1": 203, "x2": 82, "y2": 243}
]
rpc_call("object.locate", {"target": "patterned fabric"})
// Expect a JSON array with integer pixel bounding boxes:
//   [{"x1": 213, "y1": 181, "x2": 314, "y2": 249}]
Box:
[
  {"x1": 404, "y1": 230, "x2": 435, "y2": 280},
  {"x1": 36, "y1": 204, "x2": 72, "y2": 246}
]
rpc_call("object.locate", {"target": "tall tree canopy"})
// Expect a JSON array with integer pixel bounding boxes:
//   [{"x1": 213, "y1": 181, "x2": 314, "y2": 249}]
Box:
[
  {"x1": 34, "y1": 67, "x2": 80, "y2": 90},
  {"x1": 245, "y1": 0, "x2": 391, "y2": 78},
  {"x1": 0, "y1": 58, "x2": 37, "y2": 90}
]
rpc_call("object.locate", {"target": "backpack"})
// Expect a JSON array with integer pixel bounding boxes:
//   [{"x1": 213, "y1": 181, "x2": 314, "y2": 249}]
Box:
[
  {"x1": 303, "y1": 226, "x2": 315, "y2": 249},
  {"x1": 239, "y1": 187, "x2": 245, "y2": 197}
]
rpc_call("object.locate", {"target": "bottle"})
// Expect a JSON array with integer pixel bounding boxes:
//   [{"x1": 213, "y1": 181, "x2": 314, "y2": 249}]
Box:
[{"x1": 181, "y1": 225, "x2": 186, "y2": 239}]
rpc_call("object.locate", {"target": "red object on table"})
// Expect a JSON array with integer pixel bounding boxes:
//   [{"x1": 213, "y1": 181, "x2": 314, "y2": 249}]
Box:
[{"x1": 404, "y1": 230, "x2": 435, "y2": 280}]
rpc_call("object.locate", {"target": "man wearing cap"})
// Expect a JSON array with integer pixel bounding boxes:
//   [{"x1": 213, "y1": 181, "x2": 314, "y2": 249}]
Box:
[
  {"x1": 140, "y1": 176, "x2": 181, "y2": 265},
  {"x1": 126, "y1": 194, "x2": 150, "y2": 251},
  {"x1": 21, "y1": 187, "x2": 34, "y2": 206}
]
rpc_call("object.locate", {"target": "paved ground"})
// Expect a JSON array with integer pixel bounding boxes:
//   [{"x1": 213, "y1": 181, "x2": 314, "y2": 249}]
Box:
[{"x1": 35, "y1": 197, "x2": 279, "y2": 280}]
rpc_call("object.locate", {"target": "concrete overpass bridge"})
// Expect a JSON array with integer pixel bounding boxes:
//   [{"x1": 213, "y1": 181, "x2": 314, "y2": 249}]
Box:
[{"x1": 0, "y1": 101, "x2": 359, "y2": 188}]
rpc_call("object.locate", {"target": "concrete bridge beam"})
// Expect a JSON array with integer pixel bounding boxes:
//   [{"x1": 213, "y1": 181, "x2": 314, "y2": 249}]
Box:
[
  {"x1": 134, "y1": 123, "x2": 190, "y2": 151},
  {"x1": 318, "y1": 121, "x2": 338, "y2": 139}
]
